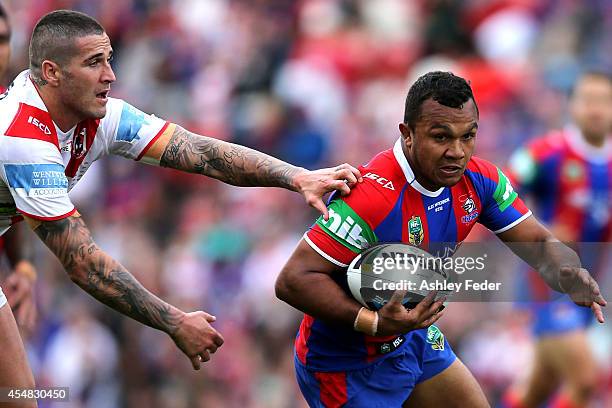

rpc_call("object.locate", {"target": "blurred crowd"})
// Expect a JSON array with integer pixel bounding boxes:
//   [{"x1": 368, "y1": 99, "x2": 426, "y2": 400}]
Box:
[{"x1": 1, "y1": 0, "x2": 611, "y2": 407}]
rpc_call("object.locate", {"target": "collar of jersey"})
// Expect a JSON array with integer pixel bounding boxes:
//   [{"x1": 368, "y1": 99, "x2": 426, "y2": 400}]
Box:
[
  {"x1": 563, "y1": 124, "x2": 612, "y2": 164},
  {"x1": 393, "y1": 138, "x2": 444, "y2": 197}
]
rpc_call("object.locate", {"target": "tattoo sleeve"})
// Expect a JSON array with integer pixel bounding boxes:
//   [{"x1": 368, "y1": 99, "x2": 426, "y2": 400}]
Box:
[
  {"x1": 159, "y1": 125, "x2": 301, "y2": 189},
  {"x1": 33, "y1": 214, "x2": 182, "y2": 335}
]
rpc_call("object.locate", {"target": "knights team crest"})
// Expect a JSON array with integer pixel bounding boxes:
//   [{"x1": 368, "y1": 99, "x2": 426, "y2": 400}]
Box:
[{"x1": 408, "y1": 215, "x2": 424, "y2": 246}]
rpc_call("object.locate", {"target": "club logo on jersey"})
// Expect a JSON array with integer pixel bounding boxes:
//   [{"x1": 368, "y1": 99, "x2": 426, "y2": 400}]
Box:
[
  {"x1": 408, "y1": 216, "x2": 424, "y2": 246},
  {"x1": 72, "y1": 127, "x2": 87, "y2": 159},
  {"x1": 426, "y1": 325, "x2": 445, "y2": 351},
  {"x1": 562, "y1": 160, "x2": 584, "y2": 182},
  {"x1": 363, "y1": 172, "x2": 395, "y2": 190},
  {"x1": 461, "y1": 197, "x2": 479, "y2": 224},
  {"x1": 316, "y1": 200, "x2": 377, "y2": 252}
]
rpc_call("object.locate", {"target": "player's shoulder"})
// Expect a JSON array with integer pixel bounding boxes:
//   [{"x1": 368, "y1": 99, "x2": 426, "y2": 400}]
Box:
[
  {"x1": 345, "y1": 148, "x2": 404, "y2": 202},
  {"x1": 328, "y1": 146, "x2": 406, "y2": 226},
  {"x1": 0, "y1": 71, "x2": 60, "y2": 151},
  {"x1": 466, "y1": 155, "x2": 502, "y2": 181},
  {"x1": 523, "y1": 130, "x2": 567, "y2": 160}
]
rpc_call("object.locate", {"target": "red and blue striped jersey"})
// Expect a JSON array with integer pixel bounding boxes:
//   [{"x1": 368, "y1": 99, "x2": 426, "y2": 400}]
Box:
[
  {"x1": 299, "y1": 139, "x2": 531, "y2": 371},
  {"x1": 508, "y1": 127, "x2": 612, "y2": 242}
]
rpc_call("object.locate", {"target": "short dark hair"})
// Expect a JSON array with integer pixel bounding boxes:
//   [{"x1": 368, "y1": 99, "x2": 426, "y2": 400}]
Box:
[
  {"x1": 403, "y1": 71, "x2": 478, "y2": 128},
  {"x1": 0, "y1": 3, "x2": 7, "y2": 21},
  {"x1": 571, "y1": 69, "x2": 612, "y2": 95},
  {"x1": 29, "y1": 10, "x2": 104, "y2": 84},
  {"x1": 0, "y1": 2, "x2": 10, "y2": 32}
]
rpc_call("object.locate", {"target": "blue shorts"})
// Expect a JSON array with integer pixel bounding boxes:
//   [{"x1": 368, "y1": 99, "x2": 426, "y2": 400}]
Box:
[
  {"x1": 532, "y1": 300, "x2": 593, "y2": 337},
  {"x1": 295, "y1": 326, "x2": 456, "y2": 408}
]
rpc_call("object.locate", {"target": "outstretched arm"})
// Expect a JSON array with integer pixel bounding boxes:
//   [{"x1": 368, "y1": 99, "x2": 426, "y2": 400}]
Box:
[
  {"x1": 498, "y1": 215, "x2": 607, "y2": 322},
  {"x1": 142, "y1": 124, "x2": 362, "y2": 219},
  {"x1": 24, "y1": 212, "x2": 224, "y2": 369}
]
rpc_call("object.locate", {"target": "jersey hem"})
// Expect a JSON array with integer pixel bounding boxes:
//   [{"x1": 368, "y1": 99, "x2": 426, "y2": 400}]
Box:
[
  {"x1": 18, "y1": 207, "x2": 77, "y2": 221},
  {"x1": 293, "y1": 344, "x2": 406, "y2": 373},
  {"x1": 303, "y1": 233, "x2": 349, "y2": 267}
]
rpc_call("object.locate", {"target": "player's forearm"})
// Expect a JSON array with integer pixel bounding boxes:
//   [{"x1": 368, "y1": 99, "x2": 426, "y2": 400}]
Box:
[
  {"x1": 513, "y1": 237, "x2": 580, "y2": 293},
  {"x1": 536, "y1": 238, "x2": 581, "y2": 293},
  {"x1": 2, "y1": 222, "x2": 27, "y2": 268},
  {"x1": 275, "y1": 267, "x2": 361, "y2": 327},
  {"x1": 33, "y1": 215, "x2": 184, "y2": 335},
  {"x1": 160, "y1": 125, "x2": 303, "y2": 189}
]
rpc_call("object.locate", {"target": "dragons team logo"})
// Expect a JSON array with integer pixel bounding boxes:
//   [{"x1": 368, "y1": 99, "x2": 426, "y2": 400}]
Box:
[
  {"x1": 72, "y1": 127, "x2": 87, "y2": 159},
  {"x1": 408, "y1": 216, "x2": 424, "y2": 246},
  {"x1": 426, "y1": 325, "x2": 445, "y2": 351}
]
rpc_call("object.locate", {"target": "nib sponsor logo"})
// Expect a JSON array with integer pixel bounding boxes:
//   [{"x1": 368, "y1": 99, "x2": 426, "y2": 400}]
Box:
[{"x1": 321, "y1": 208, "x2": 369, "y2": 249}]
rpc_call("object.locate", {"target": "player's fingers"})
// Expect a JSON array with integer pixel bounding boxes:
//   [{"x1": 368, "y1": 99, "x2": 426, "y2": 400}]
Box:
[
  {"x1": 309, "y1": 197, "x2": 329, "y2": 220},
  {"x1": 424, "y1": 298, "x2": 446, "y2": 318},
  {"x1": 202, "y1": 312, "x2": 217, "y2": 323},
  {"x1": 388, "y1": 290, "x2": 408, "y2": 305},
  {"x1": 191, "y1": 356, "x2": 201, "y2": 370},
  {"x1": 591, "y1": 303, "x2": 605, "y2": 324},
  {"x1": 413, "y1": 291, "x2": 437, "y2": 315},
  {"x1": 213, "y1": 331, "x2": 225, "y2": 347},
  {"x1": 419, "y1": 310, "x2": 445, "y2": 329},
  {"x1": 330, "y1": 180, "x2": 351, "y2": 196},
  {"x1": 5, "y1": 286, "x2": 26, "y2": 308},
  {"x1": 199, "y1": 350, "x2": 211, "y2": 363},
  {"x1": 588, "y1": 280, "x2": 607, "y2": 306},
  {"x1": 335, "y1": 169, "x2": 358, "y2": 186},
  {"x1": 336, "y1": 163, "x2": 363, "y2": 183}
]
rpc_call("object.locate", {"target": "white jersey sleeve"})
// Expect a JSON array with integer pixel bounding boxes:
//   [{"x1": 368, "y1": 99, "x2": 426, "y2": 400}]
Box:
[
  {"x1": 0, "y1": 138, "x2": 75, "y2": 221},
  {"x1": 102, "y1": 98, "x2": 169, "y2": 160}
]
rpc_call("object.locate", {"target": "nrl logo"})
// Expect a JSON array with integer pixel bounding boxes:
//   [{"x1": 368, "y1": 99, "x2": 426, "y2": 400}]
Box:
[
  {"x1": 408, "y1": 216, "x2": 424, "y2": 246},
  {"x1": 426, "y1": 325, "x2": 445, "y2": 351}
]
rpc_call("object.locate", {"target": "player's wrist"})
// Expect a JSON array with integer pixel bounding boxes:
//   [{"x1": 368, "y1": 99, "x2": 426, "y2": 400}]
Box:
[
  {"x1": 290, "y1": 167, "x2": 309, "y2": 193},
  {"x1": 15, "y1": 260, "x2": 37, "y2": 282},
  {"x1": 353, "y1": 307, "x2": 378, "y2": 336}
]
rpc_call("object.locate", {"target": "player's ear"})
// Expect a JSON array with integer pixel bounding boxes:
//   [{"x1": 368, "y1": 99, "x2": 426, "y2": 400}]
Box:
[
  {"x1": 41, "y1": 60, "x2": 62, "y2": 87},
  {"x1": 399, "y1": 122, "x2": 413, "y2": 149}
]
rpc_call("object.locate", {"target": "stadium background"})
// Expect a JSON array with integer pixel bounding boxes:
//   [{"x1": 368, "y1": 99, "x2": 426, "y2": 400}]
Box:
[{"x1": 1, "y1": 0, "x2": 611, "y2": 407}]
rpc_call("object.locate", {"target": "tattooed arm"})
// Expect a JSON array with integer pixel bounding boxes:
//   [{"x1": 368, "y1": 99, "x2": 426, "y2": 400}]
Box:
[
  {"x1": 24, "y1": 212, "x2": 224, "y2": 369},
  {"x1": 140, "y1": 124, "x2": 363, "y2": 219}
]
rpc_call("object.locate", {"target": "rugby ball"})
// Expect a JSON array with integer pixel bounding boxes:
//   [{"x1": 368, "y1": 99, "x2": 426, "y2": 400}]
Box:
[{"x1": 347, "y1": 243, "x2": 452, "y2": 310}]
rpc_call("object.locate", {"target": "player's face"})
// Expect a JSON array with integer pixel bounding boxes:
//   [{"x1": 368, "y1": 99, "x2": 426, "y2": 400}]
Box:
[
  {"x1": 570, "y1": 75, "x2": 612, "y2": 141},
  {"x1": 58, "y1": 33, "x2": 115, "y2": 121},
  {"x1": 400, "y1": 98, "x2": 478, "y2": 190},
  {"x1": 0, "y1": 17, "x2": 10, "y2": 80}
]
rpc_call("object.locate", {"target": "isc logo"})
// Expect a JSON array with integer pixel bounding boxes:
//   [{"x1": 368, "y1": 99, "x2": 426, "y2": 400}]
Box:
[
  {"x1": 27, "y1": 116, "x2": 52, "y2": 135},
  {"x1": 321, "y1": 208, "x2": 369, "y2": 249}
]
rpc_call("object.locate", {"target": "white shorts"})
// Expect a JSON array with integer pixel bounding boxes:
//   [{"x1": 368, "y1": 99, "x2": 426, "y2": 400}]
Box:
[{"x1": 0, "y1": 286, "x2": 6, "y2": 308}]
